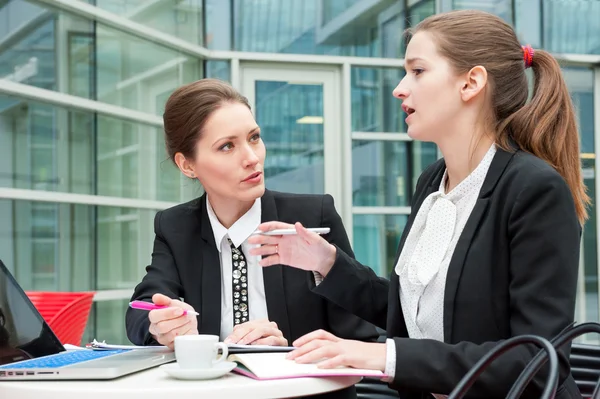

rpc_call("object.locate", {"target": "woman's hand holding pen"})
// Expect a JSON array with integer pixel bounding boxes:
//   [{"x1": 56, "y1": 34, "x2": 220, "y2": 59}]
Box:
[
  {"x1": 224, "y1": 319, "x2": 288, "y2": 346},
  {"x1": 148, "y1": 293, "x2": 198, "y2": 349},
  {"x1": 287, "y1": 329, "x2": 387, "y2": 372},
  {"x1": 247, "y1": 221, "x2": 337, "y2": 277}
]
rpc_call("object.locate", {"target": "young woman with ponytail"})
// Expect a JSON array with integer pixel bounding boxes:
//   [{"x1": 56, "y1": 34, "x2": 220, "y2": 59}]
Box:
[{"x1": 248, "y1": 9, "x2": 587, "y2": 399}]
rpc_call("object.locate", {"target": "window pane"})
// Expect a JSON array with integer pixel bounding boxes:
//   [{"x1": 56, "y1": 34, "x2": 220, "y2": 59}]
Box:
[
  {"x1": 94, "y1": 24, "x2": 201, "y2": 114},
  {"x1": 514, "y1": 0, "x2": 542, "y2": 48},
  {"x1": 205, "y1": 1, "x2": 420, "y2": 58},
  {"x1": 540, "y1": 0, "x2": 600, "y2": 54},
  {"x1": 86, "y1": 0, "x2": 204, "y2": 45},
  {"x1": 564, "y1": 67, "x2": 598, "y2": 326},
  {"x1": 84, "y1": 299, "x2": 130, "y2": 345},
  {"x1": 0, "y1": 1, "x2": 202, "y2": 112},
  {"x1": 0, "y1": 199, "x2": 158, "y2": 292},
  {"x1": 0, "y1": 1, "x2": 60, "y2": 91},
  {"x1": 321, "y1": 0, "x2": 363, "y2": 25},
  {"x1": 353, "y1": 214, "x2": 407, "y2": 277},
  {"x1": 412, "y1": 141, "x2": 439, "y2": 192},
  {"x1": 452, "y1": 0, "x2": 512, "y2": 23},
  {"x1": 96, "y1": 207, "x2": 157, "y2": 290},
  {"x1": 409, "y1": 0, "x2": 436, "y2": 25},
  {"x1": 352, "y1": 140, "x2": 438, "y2": 207},
  {"x1": 256, "y1": 81, "x2": 325, "y2": 195},
  {"x1": 581, "y1": 155, "x2": 597, "y2": 330},
  {"x1": 351, "y1": 67, "x2": 404, "y2": 132},
  {"x1": 206, "y1": 61, "x2": 231, "y2": 81},
  {"x1": 352, "y1": 141, "x2": 410, "y2": 207},
  {"x1": 0, "y1": 95, "x2": 198, "y2": 203}
]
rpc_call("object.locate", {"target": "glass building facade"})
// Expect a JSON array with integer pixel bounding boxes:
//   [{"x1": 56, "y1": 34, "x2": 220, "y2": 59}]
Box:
[{"x1": 0, "y1": 0, "x2": 599, "y2": 344}]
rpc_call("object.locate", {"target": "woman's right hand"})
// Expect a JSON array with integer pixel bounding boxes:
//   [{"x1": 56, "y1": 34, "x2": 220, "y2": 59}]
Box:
[
  {"x1": 148, "y1": 293, "x2": 198, "y2": 349},
  {"x1": 247, "y1": 221, "x2": 337, "y2": 277}
]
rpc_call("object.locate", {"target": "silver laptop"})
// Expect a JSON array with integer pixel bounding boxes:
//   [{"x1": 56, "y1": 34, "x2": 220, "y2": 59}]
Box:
[{"x1": 0, "y1": 259, "x2": 174, "y2": 380}]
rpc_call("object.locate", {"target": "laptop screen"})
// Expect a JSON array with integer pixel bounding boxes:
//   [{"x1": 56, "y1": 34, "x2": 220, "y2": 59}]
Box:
[{"x1": 0, "y1": 260, "x2": 64, "y2": 366}]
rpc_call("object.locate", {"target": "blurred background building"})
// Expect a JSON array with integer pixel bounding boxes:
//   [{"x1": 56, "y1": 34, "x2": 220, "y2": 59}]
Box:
[{"x1": 0, "y1": 0, "x2": 598, "y2": 344}]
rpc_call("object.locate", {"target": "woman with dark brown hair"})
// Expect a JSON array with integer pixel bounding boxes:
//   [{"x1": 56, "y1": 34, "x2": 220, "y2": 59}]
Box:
[
  {"x1": 249, "y1": 9, "x2": 587, "y2": 399},
  {"x1": 125, "y1": 78, "x2": 378, "y2": 399}
]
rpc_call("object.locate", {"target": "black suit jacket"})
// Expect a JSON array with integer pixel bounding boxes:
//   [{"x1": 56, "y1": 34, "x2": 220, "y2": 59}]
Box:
[
  {"x1": 125, "y1": 189, "x2": 378, "y2": 348},
  {"x1": 314, "y1": 147, "x2": 581, "y2": 398}
]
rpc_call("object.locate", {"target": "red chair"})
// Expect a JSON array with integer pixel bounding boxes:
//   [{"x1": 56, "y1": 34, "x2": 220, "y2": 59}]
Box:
[{"x1": 25, "y1": 291, "x2": 95, "y2": 346}]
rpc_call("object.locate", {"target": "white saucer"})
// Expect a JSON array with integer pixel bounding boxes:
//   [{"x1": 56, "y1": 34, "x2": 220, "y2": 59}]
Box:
[{"x1": 160, "y1": 361, "x2": 237, "y2": 380}]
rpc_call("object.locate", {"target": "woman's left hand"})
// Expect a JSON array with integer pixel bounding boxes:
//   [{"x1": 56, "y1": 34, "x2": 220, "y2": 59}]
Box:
[{"x1": 287, "y1": 329, "x2": 387, "y2": 371}]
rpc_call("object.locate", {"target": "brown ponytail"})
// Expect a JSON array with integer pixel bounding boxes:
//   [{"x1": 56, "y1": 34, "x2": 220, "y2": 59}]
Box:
[
  {"x1": 408, "y1": 10, "x2": 590, "y2": 224},
  {"x1": 498, "y1": 49, "x2": 590, "y2": 224}
]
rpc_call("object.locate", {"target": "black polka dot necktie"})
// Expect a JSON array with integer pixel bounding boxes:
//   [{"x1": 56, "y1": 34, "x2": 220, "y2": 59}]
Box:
[{"x1": 228, "y1": 238, "x2": 248, "y2": 325}]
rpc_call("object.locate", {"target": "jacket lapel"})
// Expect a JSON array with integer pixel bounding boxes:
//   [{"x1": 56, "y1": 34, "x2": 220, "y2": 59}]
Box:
[
  {"x1": 443, "y1": 147, "x2": 516, "y2": 342},
  {"x1": 198, "y1": 194, "x2": 223, "y2": 336},
  {"x1": 259, "y1": 190, "x2": 292, "y2": 341}
]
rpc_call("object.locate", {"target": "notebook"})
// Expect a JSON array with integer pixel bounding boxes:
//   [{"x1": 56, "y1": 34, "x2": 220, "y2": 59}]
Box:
[
  {"x1": 0, "y1": 259, "x2": 174, "y2": 380},
  {"x1": 229, "y1": 352, "x2": 387, "y2": 380}
]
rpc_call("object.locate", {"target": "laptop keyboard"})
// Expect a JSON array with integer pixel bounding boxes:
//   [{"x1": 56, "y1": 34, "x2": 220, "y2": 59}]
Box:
[{"x1": 0, "y1": 350, "x2": 128, "y2": 369}]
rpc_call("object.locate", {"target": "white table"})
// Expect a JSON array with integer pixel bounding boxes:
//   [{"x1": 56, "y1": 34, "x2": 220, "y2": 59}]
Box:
[{"x1": 0, "y1": 366, "x2": 362, "y2": 399}]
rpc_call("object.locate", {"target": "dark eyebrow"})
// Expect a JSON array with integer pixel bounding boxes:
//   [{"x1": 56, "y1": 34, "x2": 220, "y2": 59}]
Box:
[{"x1": 247, "y1": 127, "x2": 260, "y2": 135}]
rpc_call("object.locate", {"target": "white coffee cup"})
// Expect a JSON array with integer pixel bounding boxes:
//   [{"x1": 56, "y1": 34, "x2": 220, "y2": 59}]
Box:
[{"x1": 174, "y1": 335, "x2": 229, "y2": 369}]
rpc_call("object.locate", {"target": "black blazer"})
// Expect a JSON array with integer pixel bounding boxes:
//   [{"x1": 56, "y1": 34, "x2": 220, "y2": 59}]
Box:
[
  {"x1": 126, "y1": 189, "x2": 379, "y2": 347},
  {"x1": 314, "y1": 147, "x2": 582, "y2": 398}
]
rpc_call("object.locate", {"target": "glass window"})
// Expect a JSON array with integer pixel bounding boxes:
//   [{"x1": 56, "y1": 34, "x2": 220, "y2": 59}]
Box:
[
  {"x1": 353, "y1": 214, "x2": 407, "y2": 276},
  {"x1": 84, "y1": 299, "x2": 130, "y2": 345},
  {"x1": 351, "y1": 67, "x2": 405, "y2": 133},
  {"x1": 412, "y1": 141, "x2": 439, "y2": 191},
  {"x1": 96, "y1": 207, "x2": 157, "y2": 290},
  {"x1": 94, "y1": 24, "x2": 201, "y2": 114},
  {"x1": 409, "y1": 0, "x2": 436, "y2": 25},
  {"x1": 86, "y1": 0, "x2": 204, "y2": 45},
  {"x1": 0, "y1": 95, "x2": 198, "y2": 203},
  {"x1": 352, "y1": 140, "x2": 438, "y2": 206},
  {"x1": 0, "y1": 1, "x2": 202, "y2": 114},
  {"x1": 539, "y1": 0, "x2": 600, "y2": 55},
  {"x1": 563, "y1": 68, "x2": 597, "y2": 325},
  {"x1": 205, "y1": 61, "x2": 231, "y2": 82},
  {"x1": 255, "y1": 81, "x2": 326, "y2": 195},
  {"x1": 451, "y1": 0, "x2": 512, "y2": 23},
  {"x1": 514, "y1": 0, "x2": 542, "y2": 49},
  {"x1": 321, "y1": 0, "x2": 363, "y2": 25},
  {"x1": 381, "y1": 14, "x2": 403, "y2": 59},
  {"x1": 352, "y1": 141, "x2": 410, "y2": 207},
  {"x1": 0, "y1": 1, "x2": 60, "y2": 91},
  {"x1": 205, "y1": 1, "x2": 419, "y2": 58},
  {"x1": 0, "y1": 199, "x2": 158, "y2": 292}
]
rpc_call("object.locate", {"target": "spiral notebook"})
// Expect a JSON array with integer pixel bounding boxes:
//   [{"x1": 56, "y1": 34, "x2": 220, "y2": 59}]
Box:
[{"x1": 229, "y1": 352, "x2": 387, "y2": 380}]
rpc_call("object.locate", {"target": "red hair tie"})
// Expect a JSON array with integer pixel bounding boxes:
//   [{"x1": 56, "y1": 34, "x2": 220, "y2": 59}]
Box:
[{"x1": 522, "y1": 45, "x2": 534, "y2": 69}]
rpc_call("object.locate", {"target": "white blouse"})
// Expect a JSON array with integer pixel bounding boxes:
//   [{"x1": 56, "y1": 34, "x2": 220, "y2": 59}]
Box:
[{"x1": 385, "y1": 144, "x2": 497, "y2": 396}]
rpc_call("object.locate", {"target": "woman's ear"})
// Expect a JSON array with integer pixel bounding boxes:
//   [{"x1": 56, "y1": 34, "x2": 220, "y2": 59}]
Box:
[
  {"x1": 174, "y1": 152, "x2": 196, "y2": 179},
  {"x1": 460, "y1": 65, "x2": 488, "y2": 102}
]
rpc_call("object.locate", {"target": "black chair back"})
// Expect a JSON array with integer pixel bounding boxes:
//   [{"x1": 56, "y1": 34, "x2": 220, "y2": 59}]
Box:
[
  {"x1": 570, "y1": 343, "x2": 600, "y2": 397},
  {"x1": 447, "y1": 334, "x2": 559, "y2": 399},
  {"x1": 507, "y1": 322, "x2": 600, "y2": 398}
]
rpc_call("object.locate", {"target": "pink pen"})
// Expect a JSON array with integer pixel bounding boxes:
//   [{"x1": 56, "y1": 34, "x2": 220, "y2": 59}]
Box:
[{"x1": 129, "y1": 300, "x2": 200, "y2": 316}]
